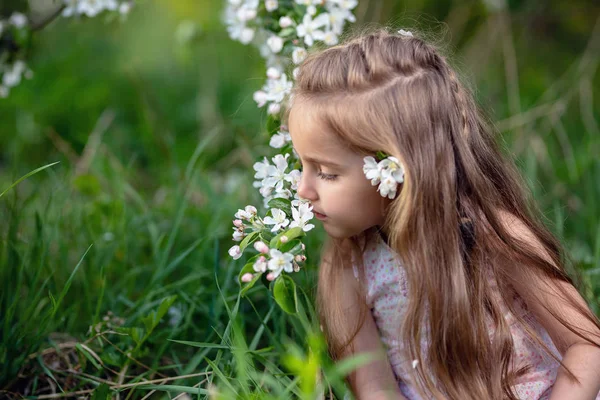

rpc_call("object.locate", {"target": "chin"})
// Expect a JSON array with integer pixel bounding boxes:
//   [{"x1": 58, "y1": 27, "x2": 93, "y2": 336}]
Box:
[{"x1": 323, "y1": 225, "x2": 358, "y2": 240}]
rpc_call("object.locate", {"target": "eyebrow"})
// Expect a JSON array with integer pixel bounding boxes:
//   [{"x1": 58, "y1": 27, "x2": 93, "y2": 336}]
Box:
[{"x1": 303, "y1": 156, "x2": 343, "y2": 168}]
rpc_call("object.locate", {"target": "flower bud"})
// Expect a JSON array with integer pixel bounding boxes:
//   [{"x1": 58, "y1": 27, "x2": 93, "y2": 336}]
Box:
[
  {"x1": 233, "y1": 219, "x2": 244, "y2": 228},
  {"x1": 266, "y1": 67, "x2": 281, "y2": 80},
  {"x1": 228, "y1": 245, "x2": 242, "y2": 260},
  {"x1": 301, "y1": 243, "x2": 305, "y2": 250},
  {"x1": 279, "y1": 16, "x2": 293, "y2": 28},
  {"x1": 267, "y1": 35, "x2": 284, "y2": 54},
  {"x1": 295, "y1": 254, "x2": 306, "y2": 262},
  {"x1": 253, "y1": 241, "x2": 269, "y2": 254},
  {"x1": 280, "y1": 235, "x2": 288, "y2": 243},
  {"x1": 241, "y1": 273, "x2": 254, "y2": 283},
  {"x1": 268, "y1": 103, "x2": 281, "y2": 115},
  {"x1": 266, "y1": 273, "x2": 275, "y2": 281},
  {"x1": 253, "y1": 90, "x2": 268, "y2": 107}
]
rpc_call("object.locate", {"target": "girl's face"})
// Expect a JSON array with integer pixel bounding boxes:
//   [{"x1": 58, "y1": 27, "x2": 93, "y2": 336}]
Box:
[{"x1": 288, "y1": 104, "x2": 390, "y2": 239}]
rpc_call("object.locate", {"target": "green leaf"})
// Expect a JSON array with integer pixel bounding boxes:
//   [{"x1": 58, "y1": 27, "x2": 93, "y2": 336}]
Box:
[
  {"x1": 273, "y1": 275, "x2": 297, "y2": 314},
  {"x1": 267, "y1": 198, "x2": 292, "y2": 217},
  {"x1": 269, "y1": 227, "x2": 304, "y2": 248},
  {"x1": 129, "y1": 328, "x2": 144, "y2": 344},
  {"x1": 75, "y1": 343, "x2": 102, "y2": 370},
  {"x1": 238, "y1": 256, "x2": 264, "y2": 296},
  {"x1": 0, "y1": 161, "x2": 60, "y2": 200},
  {"x1": 267, "y1": 115, "x2": 281, "y2": 136},
  {"x1": 280, "y1": 238, "x2": 302, "y2": 254},
  {"x1": 135, "y1": 384, "x2": 209, "y2": 395},
  {"x1": 72, "y1": 173, "x2": 101, "y2": 196},
  {"x1": 279, "y1": 27, "x2": 296, "y2": 37},
  {"x1": 91, "y1": 383, "x2": 111, "y2": 400},
  {"x1": 240, "y1": 273, "x2": 262, "y2": 297},
  {"x1": 375, "y1": 151, "x2": 389, "y2": 161},
  {"x1": 239, "y1": 231, "x2": 259, "y2": 253}
]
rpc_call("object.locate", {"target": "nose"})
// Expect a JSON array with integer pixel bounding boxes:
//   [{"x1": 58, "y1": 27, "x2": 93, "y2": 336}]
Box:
[{"x1": 297, "y1": 171, "x2": 318, "y2": 201}]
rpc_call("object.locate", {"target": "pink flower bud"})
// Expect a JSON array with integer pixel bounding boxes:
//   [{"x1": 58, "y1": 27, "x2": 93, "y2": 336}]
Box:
[
  {"x1": 280, "y1": 235, "x2": 288, "y2": 243},
  {"x1": 253, "y1": 241, "x2": 269, "y2": 254},
  {"x1": 241, "y1": 273, "x2": 254, "y2": 283},
  {"x1": 295, "y1": 255, "x2": 306, "y2": 262},
  {"x1": 266, "y1": 273, "x2": 275, "y2": 281},
  {"x1": 233, "y1": 219, "x2": 244, "y2": 228}
]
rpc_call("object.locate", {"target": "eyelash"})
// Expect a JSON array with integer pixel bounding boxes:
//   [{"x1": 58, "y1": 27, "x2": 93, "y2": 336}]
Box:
[
  {"x1": 317, "y1": 171, "x2": 338, "y2": 181},
  {"x1": 298, "y1": 162, "x2": 338, "y2": 181}
]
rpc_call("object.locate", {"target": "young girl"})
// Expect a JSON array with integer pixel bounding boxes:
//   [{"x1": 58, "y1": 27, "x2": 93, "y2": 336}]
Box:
[{"x1": 283, "y1": 28, "x2": 600, "y2": 399}]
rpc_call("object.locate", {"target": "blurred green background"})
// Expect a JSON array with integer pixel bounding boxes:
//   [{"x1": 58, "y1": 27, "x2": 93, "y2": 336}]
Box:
[{"x1": 0, "y1": 0, "x2": 599, "y2": 398}]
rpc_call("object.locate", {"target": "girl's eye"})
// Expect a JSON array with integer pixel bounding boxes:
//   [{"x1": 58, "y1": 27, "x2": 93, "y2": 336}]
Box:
[{"x1": 317, "y1": 171, "x2": 338, "y2": 181}]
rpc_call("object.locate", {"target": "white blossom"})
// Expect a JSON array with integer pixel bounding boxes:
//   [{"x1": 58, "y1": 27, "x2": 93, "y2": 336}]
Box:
[
  {"x1": 269, "y1": 131, "x2": 291, "y2": 148},
  {"x1": 325, "y1": 7, "x2": 354, "y2": 35},
  {"x1": 267, "y1": 249, "x2": 294, "y2": 278},
  {"x1": 323, "y1": 30, "x2": 339, "y2": 45},
  {"x1": 296, "y1": 12, "x2": 329, "y2": 47},
  {"x1": 235, "y1": 205, "x2": 258, "y2": 220},
  {"x1": 2, "y1": 61, "x2": 26, "y2": 88},
  {"x1": 253, "y1": 90, "x2": 268, "y2": 107},
  {"x1": 263, "y1": 208, "x2": 289, "y2": 232},
  {"x1": 264, "y1": 73, "x2": 292, "y2": 103},
  {"x1": 254, "y1": 241, "x2": 269, "y2": 254},
  {"x1": 265, "y1": 0, "x2": 279, "y2": 12},
  {"x1": 267, "y1": 35, "x2": 284, "y2": 53},
  {"x1": 294, "y1": 0, "x2": 321, "y2": 5},
  {"x1": 263, "y1": 153, "x2": 290, "y2": 191},
  {"x1": 119, "y1": 2, "x2": 132, "y2": 15},
  {"x1": 232, "y1": 228, "x2": 246, "y2": 241},
  {"x1": 289, "y1": 202, "x2": 315, "y2": 232},
  {"x1": 9, "y1": 12, "x2": 27, "y2": 29},
  {"x1": 266, "y1": 66, "x2": 282, "y2": 80},
  {"x1": 228, "y1": 245, "x2": 242, "y2": 260},
  {"x1": 239, "y1": 27, "x2": 255, "y2": 44},
  {"x1": 253, "y1": 255, "x2": 268, "y2": 272},
  {"x1": 286, "y1": 169, "x2": 301, "y2": 191},
  {"x1": 253, "y1": 157, "x2": 271, "y2": 180},
  {"x1": 362, "y1": 156, "x2": 381, "y2": 185},
  {"x1": 292, "y1": 47, "x2": 308, "y2": 64},
  {"x1": 378, "y1": 175, "x2": 398, "y2": 199},
  {"x1": 279, "y1": 16, "x2": 293, "y2": 28},
  {"x1": 379, "y1": 156, "x2": 404, "y2": 183},
  {"x1": 268, "y1": 103, "x2": 281, "y2": 115}
]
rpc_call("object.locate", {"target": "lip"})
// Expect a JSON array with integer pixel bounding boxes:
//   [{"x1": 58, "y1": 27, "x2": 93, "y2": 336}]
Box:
[{"x1": 313, "y1": 211, "x2": 327, "y2": 220}]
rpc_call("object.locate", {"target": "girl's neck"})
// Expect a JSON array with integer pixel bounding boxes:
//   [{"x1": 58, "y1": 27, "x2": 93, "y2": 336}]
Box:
[{"x1": 374, "y1": 225, "x2": 390, "y2": 247}]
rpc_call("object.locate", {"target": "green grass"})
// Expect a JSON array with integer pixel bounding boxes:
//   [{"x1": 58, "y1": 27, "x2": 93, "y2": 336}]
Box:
[{"x1": 0, "y1": 1, "x2": 598, "y2": 399}]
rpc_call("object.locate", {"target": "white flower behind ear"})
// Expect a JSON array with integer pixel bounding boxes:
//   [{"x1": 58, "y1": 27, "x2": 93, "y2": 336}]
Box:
[
  {"x1": 362, "y1": 156, "x2": 381, "y2": 185},
  {"x1": 379, "y1": 156, "x2": 404, "y2": 183},
  {"x1": 363, "y1": 155, "x2": 405, "y2": 199},
  {"x1": 378, "y1": 175, "x2": 398, "y2": 199}
]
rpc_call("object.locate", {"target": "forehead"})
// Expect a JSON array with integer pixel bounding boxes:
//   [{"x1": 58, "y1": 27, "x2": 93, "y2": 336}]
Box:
[{"x1": 288, "y1": 102, "x2": 350, "y2": 157}]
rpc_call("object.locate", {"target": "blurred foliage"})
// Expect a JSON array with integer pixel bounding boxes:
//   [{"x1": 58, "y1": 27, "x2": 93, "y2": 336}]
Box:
[{"x1": 0, "y1": 0, "x2": 598, "y2": 398}]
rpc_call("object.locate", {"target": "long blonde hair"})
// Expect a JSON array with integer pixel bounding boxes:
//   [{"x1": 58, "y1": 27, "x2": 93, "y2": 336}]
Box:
[{"x1": 283, "y1": 27, "x2": 600, "y2": 399}]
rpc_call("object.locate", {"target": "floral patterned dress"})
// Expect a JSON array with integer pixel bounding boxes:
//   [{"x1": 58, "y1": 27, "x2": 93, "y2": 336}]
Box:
[{"x1": 354, "y1": 233, "x2": 600, "y2": 400}]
